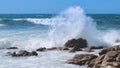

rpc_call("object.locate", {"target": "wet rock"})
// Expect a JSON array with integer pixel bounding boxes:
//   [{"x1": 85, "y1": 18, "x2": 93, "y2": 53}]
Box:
[
  {"x1": 47, "y1": 47, "x2": 57, "y2": 51},
  {"x1": 7, "y1": 47, "x2": 18, "y2": 49},
  {"x1": 8, "y1": 50, "x2": 38, "y2": 57},
  {"x1": 93, "y1": 51, "x2": 120, "y2": 68},
  {"x1": 36, "y1": 47, "x2": 46, "y2": 52},
  {"x1": 65, "y1": 54, "x2": 98, "y2": 65},
  {"x1": 30, "y1": 51, "x2": 38, "y2": 56},
  {"x1": 64, "y1": 38, "x2": 87, "y2": 48},
  {"x1": 66, "y1": 45, "x2": 120, "y2": 68},
  {"x1": 89, "y1": 46, "x2": 104, "y2": 49},
  {"x1": 99, "y1": 45, "x2": 120, "y2": 55},
  {"x1": 62, "y1": 47, "x2": 69, "y2": 50},
  {"x1": 69, "y1": 47, "x2": 82, "y2": 53}
]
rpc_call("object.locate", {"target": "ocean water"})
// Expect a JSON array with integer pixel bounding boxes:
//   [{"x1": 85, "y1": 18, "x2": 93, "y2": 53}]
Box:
[{"x1": 0, "y1": 6, "x2": 120, "y2": 68}]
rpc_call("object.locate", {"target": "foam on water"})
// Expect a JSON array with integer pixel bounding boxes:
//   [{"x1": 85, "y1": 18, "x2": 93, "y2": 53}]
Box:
[{"x1": 0, "y1": 6, "x2": 120, "y2": 50}]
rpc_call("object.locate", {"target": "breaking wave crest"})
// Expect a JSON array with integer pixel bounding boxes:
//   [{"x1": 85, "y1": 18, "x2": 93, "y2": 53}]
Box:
[{"x1": 0, "y1": 6, "x2": 120, "y2": 50}]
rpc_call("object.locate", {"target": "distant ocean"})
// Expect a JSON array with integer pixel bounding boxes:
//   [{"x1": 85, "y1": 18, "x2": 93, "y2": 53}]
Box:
[{"x1": 0, "y1": 6, "x2": 120, "y2": 68}]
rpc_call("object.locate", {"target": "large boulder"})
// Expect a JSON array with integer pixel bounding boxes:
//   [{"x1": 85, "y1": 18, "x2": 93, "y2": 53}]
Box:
[
  {"x1": 64, "y1": 38, "x2": 88, "y2": 48},
  {"x1": 65, "y1": 54, "x2": 98, "y2": 65}
]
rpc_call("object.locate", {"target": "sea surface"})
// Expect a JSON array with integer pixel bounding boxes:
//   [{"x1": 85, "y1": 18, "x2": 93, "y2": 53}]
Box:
[{"x1": 0, "y1": 7, "x2": 120, "y2": 68}]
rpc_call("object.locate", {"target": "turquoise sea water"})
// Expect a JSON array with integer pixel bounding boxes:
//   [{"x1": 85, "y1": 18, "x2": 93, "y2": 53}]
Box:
[
  {"x1": 0, "y1": 14, "x2": 120, "y2": 49},
  {"x1": 0, "y1": 7, "x2": 120, "y2": 68}
]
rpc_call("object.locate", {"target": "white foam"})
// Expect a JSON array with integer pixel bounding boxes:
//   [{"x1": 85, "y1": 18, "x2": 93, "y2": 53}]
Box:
[{"x1": 0, "y1": 6, "x2": 120, "y2": 50}]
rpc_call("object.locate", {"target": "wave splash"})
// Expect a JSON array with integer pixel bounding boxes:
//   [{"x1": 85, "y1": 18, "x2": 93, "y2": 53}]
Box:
[{"x1": 0, "y1": 6, "x2": 120, "y2": 50}]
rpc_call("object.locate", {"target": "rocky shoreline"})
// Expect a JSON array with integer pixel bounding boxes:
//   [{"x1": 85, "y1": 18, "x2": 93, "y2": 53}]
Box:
[{"x1": 3, "y1": 38, "x2": 120, "y2": 68}]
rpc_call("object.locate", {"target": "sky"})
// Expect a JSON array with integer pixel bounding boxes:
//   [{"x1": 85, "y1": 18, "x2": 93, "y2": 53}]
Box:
[{"x1": 0, "y1": 0, "x2": 119, "y2": 14}]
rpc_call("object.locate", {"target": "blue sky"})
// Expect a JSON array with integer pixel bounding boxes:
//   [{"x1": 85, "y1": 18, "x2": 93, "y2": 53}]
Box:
[{"x1": 0, "y1": 0, "x2": 119, "y2": 14}]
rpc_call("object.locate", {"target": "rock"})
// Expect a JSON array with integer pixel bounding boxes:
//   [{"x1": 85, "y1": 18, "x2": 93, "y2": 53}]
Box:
[
  {"x1": 65, "y1": 54, "x2": 98, "y2": 65},
  {"x1": 66, "y1": 45, "x2": 120, "y2": 68},
  {"x1": 94, "y1": 50, "x2": 120, "y2": 68},
  {"x1": 99, "y1": 45, "x2": 120, "y2": 55},
  {"x1": 47, "y1": 47, "x2": 57, "y2": 51},
  {"x1": 89, "y1": 46, "x2": 104, "y2": 49},
  {"x1": 7, "y1": 47, "x2": 18, "y2": 49},
  {"x1": 62, "y1": 47, "x2": 69, "y2": 50},
  {"x1": 64, "y1": 38, "x2": 87, "y2": 48},
  {"x1": 56, "y1": 47, "x2": 69, "y2": 51},
  {"x1": 30, "y1": 51, "x2": 38, "y2": 56},
  {"x1": 69, "y1": 47, "x2": 82, "y2": 53},
  {"x1": 8, "y1": 50, "x2": 38, "y2": 57},
  {"x1": 18, "y1": 50, "x2": 30, "y2": 56},
  {"x1": 36, "y1": 47, "x2": 46, "y2": 52}
]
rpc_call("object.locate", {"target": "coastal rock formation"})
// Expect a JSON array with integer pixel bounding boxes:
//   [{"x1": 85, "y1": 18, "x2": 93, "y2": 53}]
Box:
[
  {"x1": 66, "y1": 45, "x2": 120, "y2": 68},
  {"x1": 8, "y1": 50, "x2": 38, "y2": 57},
  {"x1": 65, "y1": 54, "x2": 98, "y2": 65},
  {"x1": 99, "y1": 45, "x2": 120, "y2": 55},
  {"x1": 64, "y1": 38, "x2": 87, "y2": 48}
]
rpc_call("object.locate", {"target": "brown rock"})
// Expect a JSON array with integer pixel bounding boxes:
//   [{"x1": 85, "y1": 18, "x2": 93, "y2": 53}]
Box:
[
  {"x1": 64, "y1": 38, "x2": 87, "y2": 48},
  {"x1": 65, "y1": 54, "x2": 98, "y2": 65},
  {"x1": 99, "y1": 45, "x2": 120, "y2": 55}
]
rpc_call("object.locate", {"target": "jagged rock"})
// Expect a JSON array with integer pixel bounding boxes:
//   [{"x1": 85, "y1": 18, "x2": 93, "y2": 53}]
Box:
[
  {"x1": 36, "y1": 47, "x2": 46, "y2": 52},
  {"x1": 99, "y1": 45, "x2": 120, "y2": 55},
  {"x1": 66, "y1": 45, "x2": 120, "y2": 68},
  {"x1": 65, "y1": 54, "x2": 98, "y2": 65},
  {"x1": 64, "y1": 38, "x2": 87, "y2": 48},
  {"x1": 7, "y1": 47, "x2": 18, "y2": 49}
]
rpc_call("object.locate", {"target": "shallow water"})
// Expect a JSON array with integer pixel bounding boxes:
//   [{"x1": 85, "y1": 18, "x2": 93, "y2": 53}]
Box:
[{"x1": 0, "y1": 49, "x2": 100, "y2": 68}]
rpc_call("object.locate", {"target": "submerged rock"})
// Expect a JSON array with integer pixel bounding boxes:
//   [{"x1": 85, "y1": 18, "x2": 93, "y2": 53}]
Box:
[
  {"x1": 47, "y1": 47, "x2": 58, "y2": 51},
  {"x1": 64, "y1": 38, "x2": 87, "y2": 48},
  {"x1": 89, "y1": 46, "x2": 104, "y2": 49},
  {"x1": 8, "y1": 50, "x2": 38, "y2": 57},
  {"x1": 7, "y1": 47, "x2": 18, "y2": 50},
  {"x1": 36, "y1": 47, "x2": 46, "y2": 52}
]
